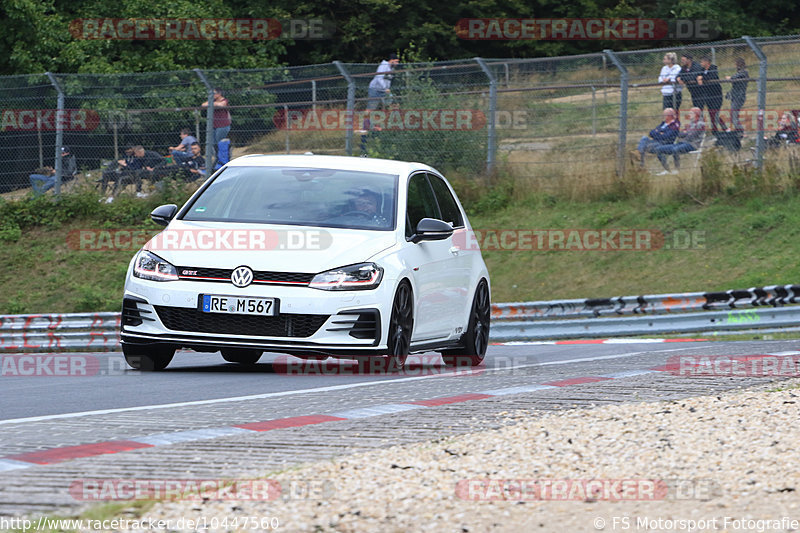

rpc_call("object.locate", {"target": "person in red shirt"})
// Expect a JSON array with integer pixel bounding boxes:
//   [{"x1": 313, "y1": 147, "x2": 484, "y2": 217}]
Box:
[{"x1": 201, "y1": 89, "x2": 231, "y2": 144}]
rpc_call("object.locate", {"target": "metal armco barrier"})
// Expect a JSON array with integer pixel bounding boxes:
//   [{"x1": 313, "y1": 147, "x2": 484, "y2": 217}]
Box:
[
  {"x1": 0, "y1": 313, "x2": 120, "y2": 352},
  {"x1": 2, "y1": 284, "x2": 799, "y2": 352},
  {"x1": 491, "y1": 285, "x2": 800, "y2": 320}
]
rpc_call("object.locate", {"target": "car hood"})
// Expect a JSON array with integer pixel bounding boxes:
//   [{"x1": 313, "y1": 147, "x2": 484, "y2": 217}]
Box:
[{"x1": 143, "y1": 220, "x2": 397, "y2": 273}]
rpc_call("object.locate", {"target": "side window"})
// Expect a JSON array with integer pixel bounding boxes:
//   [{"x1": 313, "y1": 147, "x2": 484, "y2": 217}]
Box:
[
  {"x1": 427, "y1": 173, "x2": 464, "y2": 228},
  {"x1": 406, "y1": 173, "x2": 441, "y2": 238}
]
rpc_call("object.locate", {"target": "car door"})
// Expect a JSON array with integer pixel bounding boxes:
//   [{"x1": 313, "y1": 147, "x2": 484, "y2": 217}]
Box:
[
  {"x1": 426, "y1": 172, "x2": 471, "y2": 322},
  {"x1": 404, "y1": 172, "x2": 458, "y2": 341}
]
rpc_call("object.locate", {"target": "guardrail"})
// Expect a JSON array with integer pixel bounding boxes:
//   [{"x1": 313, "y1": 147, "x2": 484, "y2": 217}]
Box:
[
  {"x1": 0, "y1": 313, "x2": 120, "y2": 352},
  {"x1": 2, "y1": 284, "x2": 799, "y2": 352}
]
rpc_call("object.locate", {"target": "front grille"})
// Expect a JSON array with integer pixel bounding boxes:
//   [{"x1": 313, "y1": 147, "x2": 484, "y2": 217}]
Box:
[
  {"x1": 177, "y1": 267, "x2": 314, "y2": 285},
  {"x1": 154, "y1": 306, "x2": 328, "y2": 338}
]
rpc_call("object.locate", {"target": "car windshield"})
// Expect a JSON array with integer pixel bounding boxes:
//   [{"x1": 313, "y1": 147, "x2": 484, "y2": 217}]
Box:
[{"x1": 181, "y1": 166, "x2": 398, "y2": 230}]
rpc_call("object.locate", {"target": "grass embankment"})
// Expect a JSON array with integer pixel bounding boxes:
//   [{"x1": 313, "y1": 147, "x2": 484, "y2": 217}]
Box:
[{"x1": 1, "y1": 181, "x2": 799, "y2": 313}]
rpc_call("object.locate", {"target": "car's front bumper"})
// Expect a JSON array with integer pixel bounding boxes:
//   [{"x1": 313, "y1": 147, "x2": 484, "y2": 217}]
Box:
[{"x1": 120, "y1": 277, "x2": 392, "y2": 357}]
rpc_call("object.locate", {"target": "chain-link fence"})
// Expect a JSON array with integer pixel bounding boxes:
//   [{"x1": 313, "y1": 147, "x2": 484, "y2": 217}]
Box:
[{"x1": 1, "y1": 35, "x2": 799, "y2": 196}]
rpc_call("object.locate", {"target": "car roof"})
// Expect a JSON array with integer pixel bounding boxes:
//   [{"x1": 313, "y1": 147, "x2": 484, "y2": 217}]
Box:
[{"x1": 225, "y1": 154, "x2": 436, "y2": 176}]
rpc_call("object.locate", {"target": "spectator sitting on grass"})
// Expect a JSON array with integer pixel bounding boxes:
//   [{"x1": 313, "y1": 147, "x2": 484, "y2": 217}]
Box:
[
  {"x1": 168, "y1": 128, "x2": 197, "y2": 162},
  {"x1": 654, "y1": 107, "x2": 705, "y2": 173},
  {"x1": 634, "y1": 108, "x2": 680, "y2": 168}
]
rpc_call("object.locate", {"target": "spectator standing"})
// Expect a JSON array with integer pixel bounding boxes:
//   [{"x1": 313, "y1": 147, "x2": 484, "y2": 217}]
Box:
[
  {"x1": 677, "y1": 54, "x2": 703, "y2": 109},
  {"x1": 697, "y1": 56, "x2": 727, "y2": 133},
  {"x1": 201, "y1": 89, "x2": 231, "y2": 144},
  {"x1": 725, "y1": 57, "x2": 749, "y2": 137},
  {"x1": 367, "y1": 53, "x2": 400, "y2": 111},
  {"x1": 168, "y1": 128, "x2": 198, "y2": 162},
  {"x1": 659, "y1": 52, "x2": 682, "y2": 111}
]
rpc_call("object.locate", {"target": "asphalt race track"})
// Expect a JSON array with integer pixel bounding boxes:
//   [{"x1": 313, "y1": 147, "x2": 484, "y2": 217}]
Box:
[{"x1": 1, "y1": 339, "x2": 798, "y2": 516}]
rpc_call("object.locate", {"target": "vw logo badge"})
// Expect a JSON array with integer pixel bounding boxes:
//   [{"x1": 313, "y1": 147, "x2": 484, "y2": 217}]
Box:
[{"x1": 231, "y1": 266, "x2": 254, "y2": 288}]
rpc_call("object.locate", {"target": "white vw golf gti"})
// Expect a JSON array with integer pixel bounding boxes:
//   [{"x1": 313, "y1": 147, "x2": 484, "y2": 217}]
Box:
[{"x1": 120, "y1": 155, "x2": 491, "y2": 370}]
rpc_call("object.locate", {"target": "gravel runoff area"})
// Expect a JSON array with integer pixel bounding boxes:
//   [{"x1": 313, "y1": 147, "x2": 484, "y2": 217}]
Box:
[{"x1": 143, "y1": 381, "x2": 800, "y2": 533}]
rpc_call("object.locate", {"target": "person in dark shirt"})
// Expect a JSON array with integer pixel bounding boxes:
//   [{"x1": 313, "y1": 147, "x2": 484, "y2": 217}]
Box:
[
  {"x1": 101, "y1": 145, "x2": 165, "y2": 198},
  {"x1": 635, "y1": 108, "x2": 680, "y2": 168},
  {"x1": 29, "y1": 146, "x2": 78, "y2": 195},
  {"x1": 765, "y1": 112, "x2": 799, "y2": 148},
  {"x1": 725, "y1": 57, "x2": 749, "y2": 137},
  {"x1": 154, "y1": 142, "x2": 206, "y2": 183},
  {"x1": 677, "y1": 53, "x2": 704, "y2": 109},
  {"x1": 697, "y1": 56, "x2": 727, "y2": 133}
]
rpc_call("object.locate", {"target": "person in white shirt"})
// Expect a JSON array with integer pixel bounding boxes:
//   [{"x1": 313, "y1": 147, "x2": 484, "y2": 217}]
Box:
[
  {"x1": 367, "y1": 53, "x2": 400, "y2": 111},
  {"x1": 659, "y1": 52, "x2": 682, "y2": 112}
]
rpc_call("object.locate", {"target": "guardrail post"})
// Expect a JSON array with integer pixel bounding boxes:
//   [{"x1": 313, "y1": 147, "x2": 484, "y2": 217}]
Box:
[
  {"x1": 193, "y1": 68, "x2": 216, "y2": 168},
  {"x1": 744, "y1": 36, "x2": 767, "y2": 171},
  {"x1": 333, "y1": 61, "x2": 355, "y2": 156},
  {"x1": 475, "y1": 58, "x2": 497, "y2": 173},
  {"x1": 46, "y1": 72, "x2": 64, "y2": 196},
  {"x1": 604, "y1": 50, "x2": 628, "y2": 178}
]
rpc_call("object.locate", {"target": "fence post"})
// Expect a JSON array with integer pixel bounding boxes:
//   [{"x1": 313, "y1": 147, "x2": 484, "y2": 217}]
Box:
[
  {"x1": 475, "y1": 57, "x2": 497, "y2": 173},
  {"x1": 603, "y1": 51, "x2": 628, "y2": 178},
  {"x1": 193, "y1": 68, "x2": 216, "y2": 168},
  {"x1": 311, "y1": 80, "x2": 317, "y2": 111},
  {"x1": 46, "y1": 72, "x2": 64, "y2": 196},
  {"x1": 333, "y1": 61, "x2": 355, "y2": 156},
  {"x1": 284, "y1": 104, "x2": 291, "y2": 154},
  {"x1": 744, "y1": 36, "x2": 767, "y2": 171},
  {"x1": 591, "y1": 86, "x2": 597, "y2": 137}
]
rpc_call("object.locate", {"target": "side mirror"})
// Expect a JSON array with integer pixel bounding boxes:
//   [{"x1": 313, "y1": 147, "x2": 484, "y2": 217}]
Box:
[
  {"x1": 150, "y1": 204, "x2": 178, "y2": 226},
  {"x1": 411, "y1": 218, "x2": 454, "y2": 244}
]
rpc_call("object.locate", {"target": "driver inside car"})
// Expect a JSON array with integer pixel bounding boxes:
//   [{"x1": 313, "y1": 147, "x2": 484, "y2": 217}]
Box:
[{"x1": 346, "y1": 188, "x2": 387, "y2": 226}]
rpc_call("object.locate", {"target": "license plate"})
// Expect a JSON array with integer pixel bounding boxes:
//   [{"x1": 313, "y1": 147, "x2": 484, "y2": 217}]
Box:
[{"x1": 201, "y1": 295, "x2": 277, "y2": 316}]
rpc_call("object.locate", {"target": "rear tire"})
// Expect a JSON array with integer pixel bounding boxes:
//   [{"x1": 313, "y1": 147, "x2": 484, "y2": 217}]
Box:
[
  {"x1": 442, "y1": 279, "x2": 490, "y2": 367},
  {"x1": 385, "y1": 281, "x2": 413, "y2": 371},
  {"x1": 221, "y1": 348, "x2": 262, "y2": 365},
  {"x1": 123, "y1": 344, "x2": 175, "y2": 371}
]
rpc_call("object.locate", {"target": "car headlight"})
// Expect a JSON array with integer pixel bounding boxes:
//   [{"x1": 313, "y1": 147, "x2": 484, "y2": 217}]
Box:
[
  {"x1": 309, "y1": 262, "x2": 383, "y2": 291},
  {"x1": 133, "y1": 250, "x2": 179, "y2": 282}
]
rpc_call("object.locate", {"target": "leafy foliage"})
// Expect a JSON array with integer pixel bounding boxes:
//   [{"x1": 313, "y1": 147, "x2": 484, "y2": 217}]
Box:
[{"x1": 1, "y1": 0, "x2": 798, "y2": 75}]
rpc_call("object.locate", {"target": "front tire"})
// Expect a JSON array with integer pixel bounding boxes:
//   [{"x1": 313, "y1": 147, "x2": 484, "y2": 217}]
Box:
[
  {"x1": 442, "y1": 279, "x2": 490, "y2": 367},
  {"x1": 123, "y1": 344, "x2": 175, "y2": 371},
  {"x1": 221, "y1": 348, "x2": 262, "y2": 365},
  {"x1": 385, "y1": 281, "x2": 413, "y2": 371}
]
